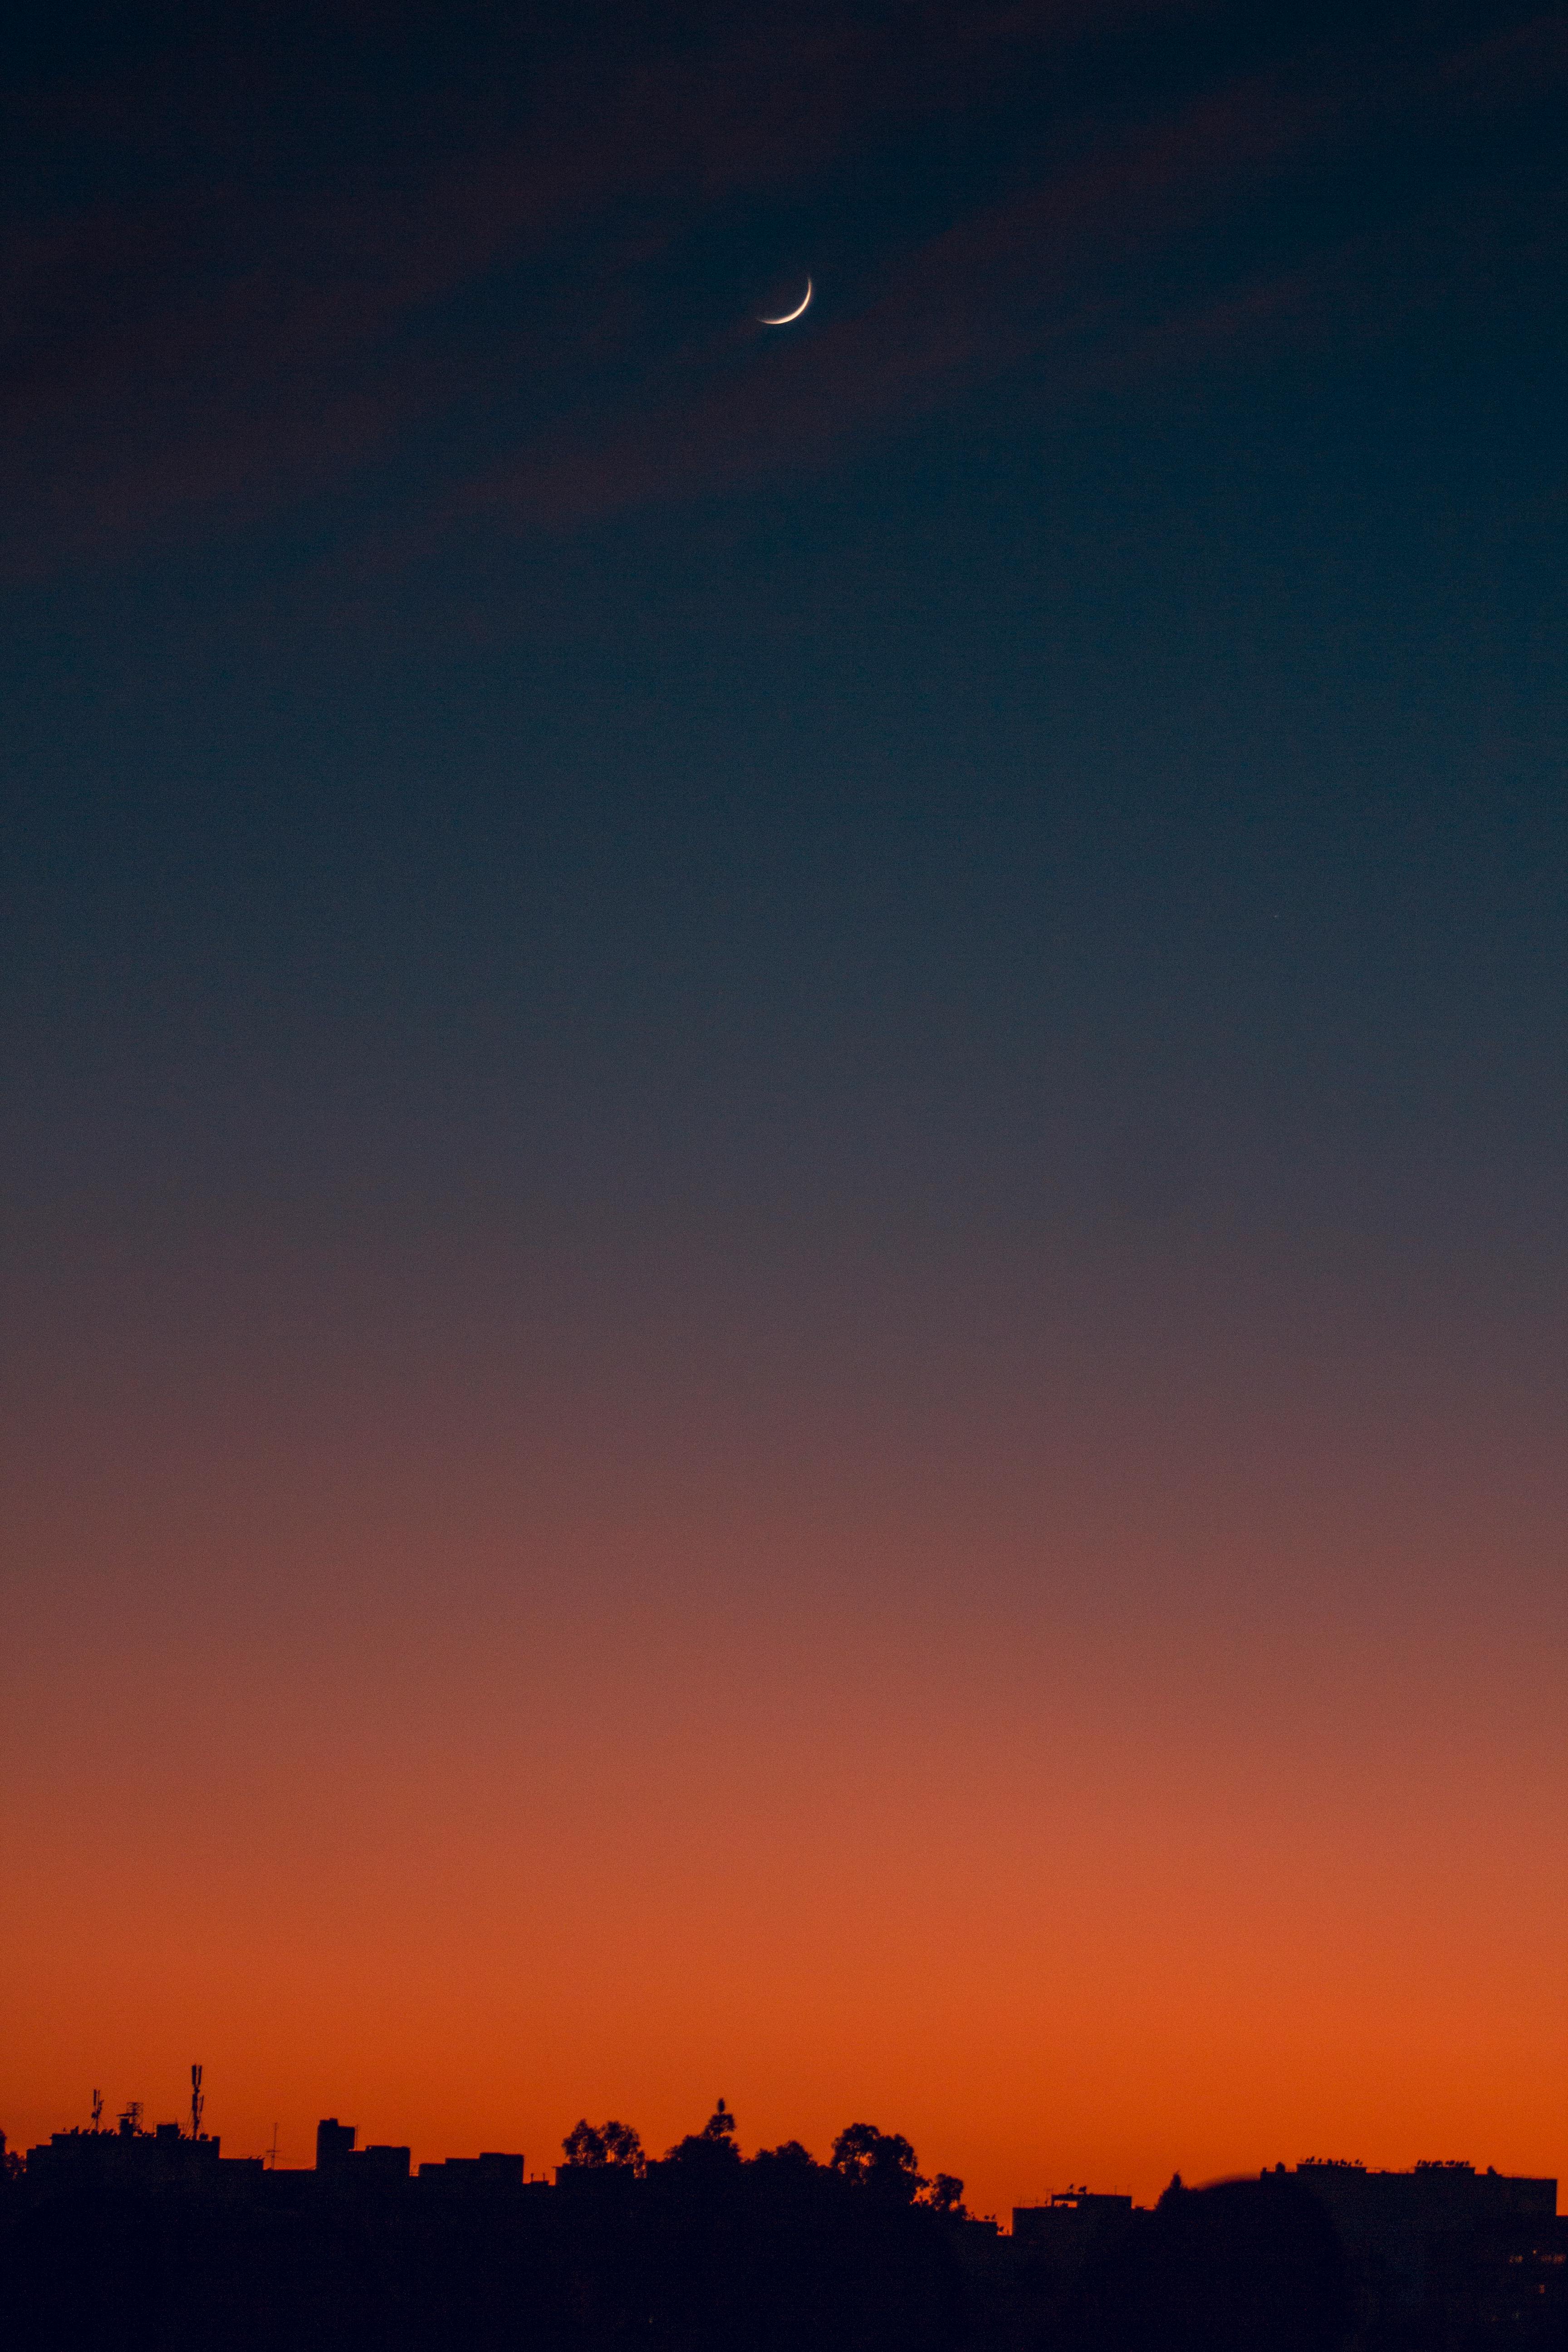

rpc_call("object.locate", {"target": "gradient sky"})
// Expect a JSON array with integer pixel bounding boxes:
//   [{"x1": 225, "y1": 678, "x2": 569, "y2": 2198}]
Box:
[{"x1": 2, "y1": 0, "x2": 1565, "y2": 2214}]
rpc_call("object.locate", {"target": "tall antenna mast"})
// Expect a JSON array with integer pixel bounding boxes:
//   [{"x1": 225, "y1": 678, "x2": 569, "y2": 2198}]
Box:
[
  {"x1": 190, "y1": 2064, "x2": 204, "y2": 2141},
  {"x1": 267, "y1": 2123, "x2": 279, "y2": 2171},
  {"x1": 91, "y1": 2089, "x2": 104, "y2": 2132}
]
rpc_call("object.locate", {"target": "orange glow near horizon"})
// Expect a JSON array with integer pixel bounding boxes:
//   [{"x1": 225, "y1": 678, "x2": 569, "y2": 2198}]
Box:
[{"x1": 4, "y1": 1215, "x2": 1564, "y2": 2216}]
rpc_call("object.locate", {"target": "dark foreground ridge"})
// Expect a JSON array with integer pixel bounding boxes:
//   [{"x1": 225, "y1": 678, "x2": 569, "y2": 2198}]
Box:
[{"x1": 1, "y1": 2098, "x2": 1563, "y2": 2352}]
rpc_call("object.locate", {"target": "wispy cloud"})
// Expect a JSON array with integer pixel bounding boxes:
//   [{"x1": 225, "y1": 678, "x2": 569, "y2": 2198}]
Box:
[
  {"x1": 457, "y1": 24, "x2": 1568, "y2": 529},
  {"x1": 0, "y1": 2, "x2": 1561, "y2": 572},
  {"x1": 4, "y1": 1, "x2": 1156, "y2": 564}
]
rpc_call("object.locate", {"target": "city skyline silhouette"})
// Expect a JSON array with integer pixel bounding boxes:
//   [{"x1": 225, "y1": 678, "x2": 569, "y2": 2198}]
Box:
[{"x1": 6, "y1": 2084, "x2": 1564, "y2": 2350}]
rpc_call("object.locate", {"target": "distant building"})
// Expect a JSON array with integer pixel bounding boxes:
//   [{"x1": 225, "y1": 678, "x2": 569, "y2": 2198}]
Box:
[
  {"x1": 1012, "y1": 2189, "x2": 1135, "y2": 2274},
  {"x1": 315, "y1": 2118, "x2": 357, "y2": 2170},
  {"x1": 314, "y1": 2119, "x2": 410, "y2": 2183},
  {"x1": 417, "y1": 2151, "x2": 526, "y2": 2191},
  {"x1": 1279, "y1": 2160, "x2": 1565, "y2": 2339},
  {"x1": 24, "y1": 2123, "x2": 240, "y2": 2190}
]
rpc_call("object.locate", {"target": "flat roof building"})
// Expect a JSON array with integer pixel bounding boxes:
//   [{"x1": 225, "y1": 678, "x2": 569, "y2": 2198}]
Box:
[{"x1": 1012, "y1": 2189, "x2": 1136, "y2": 2274}]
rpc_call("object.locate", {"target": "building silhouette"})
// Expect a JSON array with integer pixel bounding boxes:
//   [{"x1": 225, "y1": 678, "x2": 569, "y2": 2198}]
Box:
[
  {"x1": 7, "y1": 2110, "x2": 1564, "y2": 2351},
  {"x1": 1012, "y1": 2187, "x2": 1135, "y2": 2274},
  {"x1": 1282, "y1": 2158, "x2": 1563, "y2": 2341}
]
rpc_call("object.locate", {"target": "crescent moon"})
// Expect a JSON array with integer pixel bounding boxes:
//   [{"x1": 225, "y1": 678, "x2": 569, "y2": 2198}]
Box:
[{"x1": 757, "y1": 279, "x2": 812, "y2": 326}]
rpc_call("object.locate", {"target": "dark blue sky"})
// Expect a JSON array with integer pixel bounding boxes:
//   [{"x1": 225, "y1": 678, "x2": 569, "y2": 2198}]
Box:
[{"x1": 0, "y1": 0, "x2": 1561, "y2": 1432}]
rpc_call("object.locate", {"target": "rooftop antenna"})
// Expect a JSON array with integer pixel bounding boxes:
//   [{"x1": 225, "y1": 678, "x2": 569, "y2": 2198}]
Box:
[
  {"x1": 266, "y1": 2124, "x2": 279, "y2": 2171},
  {"x1": 91, "y1": 2089, "x2": 104, "y2": 2132},
  {"x1": 190, "y1": 2065, "x2": 204, "y2": 2141}
]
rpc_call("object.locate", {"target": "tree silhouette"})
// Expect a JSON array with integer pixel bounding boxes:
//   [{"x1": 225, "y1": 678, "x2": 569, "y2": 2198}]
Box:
[
  {"x1": 663, "y1": 2099, "x2": 742, "y2": 2170},
  {"x1": 830, "y1": 2125, "x2": 927, "y2": 2205},
  {"x1": 750, "y1": 2140, "x2": 816, "y2": 2174},
  {"x1": 561, "y1": 2118, "x2": 646, "y2": 2173}
]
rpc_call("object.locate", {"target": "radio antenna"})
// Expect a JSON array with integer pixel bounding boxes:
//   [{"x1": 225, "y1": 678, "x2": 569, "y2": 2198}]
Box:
[{"x1": 190, "y1": 2064, "x2": 204, "y2": 2141}]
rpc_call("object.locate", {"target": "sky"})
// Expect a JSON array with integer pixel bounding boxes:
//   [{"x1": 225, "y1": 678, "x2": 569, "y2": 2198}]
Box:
[{"x1": 1, "y1": 0, "x2": 1564, "y2": 2214}]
